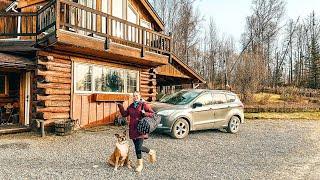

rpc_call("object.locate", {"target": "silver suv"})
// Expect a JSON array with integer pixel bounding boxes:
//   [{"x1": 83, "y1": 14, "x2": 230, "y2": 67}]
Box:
[{"x1": 151, "y1": 89, "x2": 244, "y2": 139}]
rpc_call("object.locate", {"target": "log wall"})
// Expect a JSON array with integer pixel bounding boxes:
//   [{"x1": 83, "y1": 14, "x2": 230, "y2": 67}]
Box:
[
  {"x1": 34, "y1": 51, "x2": 72, "y2": 126},
  {"x1": 140, "y1": 68, "x2": 157, "y2": 102}
]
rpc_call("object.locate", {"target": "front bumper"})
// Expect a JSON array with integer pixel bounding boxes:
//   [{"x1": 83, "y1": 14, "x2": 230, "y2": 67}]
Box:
[{"x1": 155, "y1": 114, "x2": 172, "y2": 133}]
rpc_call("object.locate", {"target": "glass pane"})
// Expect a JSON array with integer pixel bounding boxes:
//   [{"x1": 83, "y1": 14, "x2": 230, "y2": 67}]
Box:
[
  {"x1": 160, "y1": 90, "x2": 201, "y2": 105},
  {"x1": 195, "y1": 93, "x2": 213, "y2": 106},
  {"x1": 105, "y1": 68, "x2": 124, "y2": 93},
  {"x1": 75, "y1": 63, "x2": 92, "y2": 91},
  {"x1": 93, "y1": 66, "x2": 104, "y2": 92},
  {"x1": 127, "y1": 71, "x2": 138, "y2": 93},
  {"x1": 213, "y1": 93, "x2": 227, "y2": 104},
  {"x1": 0, "y1": 76, "x2": 5, "y2": 94}
]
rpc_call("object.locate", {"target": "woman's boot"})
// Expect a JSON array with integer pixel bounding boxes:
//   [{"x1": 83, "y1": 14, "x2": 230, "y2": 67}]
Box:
[
  {"x1": 148, "y1": 149, "x2": 156, "y2": 163},
  {"x1": 135, "y1": 159, "x2": 143, "y2": 173}
]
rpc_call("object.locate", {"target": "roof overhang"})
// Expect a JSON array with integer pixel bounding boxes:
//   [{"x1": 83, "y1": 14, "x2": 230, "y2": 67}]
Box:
[
  {"x1": 0, "y1": 52, "x2": 36, "y2": 70},
  {"x1": 156, "y1": 54, "x2": 206, "y2": 86}
]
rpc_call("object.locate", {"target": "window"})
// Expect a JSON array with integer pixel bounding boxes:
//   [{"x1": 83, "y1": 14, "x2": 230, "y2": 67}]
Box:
[
  {"x1": 74, "y1": 62, "x2": 139, "y2": 94},
  {"x1": 0, "y1": 75, "x2": 8, "y2": 96},
  {"x1": 75, "y1": 63, "x2": 92, "y2": 92},
  {"x1": 195, "y1": 93, "x2": 213, "y2": 106},
  {"x1": 212, "y1": 93, "x2": 227, "y2": 104},
  {"x1": 226, "y1": 94, "x2": 236, "y2": 103}
]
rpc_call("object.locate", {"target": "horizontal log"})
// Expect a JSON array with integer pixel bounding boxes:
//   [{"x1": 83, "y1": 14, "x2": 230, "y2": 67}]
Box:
[
  {"x1": 45, "y1": 89, "x2": 71, "y2": 95},
  {"x1": 38, "y1": 52, "x2": 71, "y2": 62},
  {"x1": 37, "y1": 107, "x2": 70, "y2": 113},
  {"x1": 45, "y1": 101, "x2": 71, "y2": 107},
  {"x1": 37, "y1": 69, "x2": 71, "y2": 78},
  {"x1": 37, "y1": 82, "x2": 71, "y2": 89},
  {"x1": 140, "y1": 81, "x2": 157, "y2": 86},
  {"x1": 38, "y1": 59, "x2": 72, "y2": 68},
  {"x1": 36, "y1": 112, "x2": 70, "y2": 120},
  {"x1": 37, "y1": 95, "x2": 71, "y2": 101},
  {"x1": 140, "y1": 88, "x2": 155, "y2": 94},
  {"x1": 37, "y1": 76, "x2": 71, "y2": 84},
  {"x1": 140, "y1": 74, "x2": 156, "y2": 79},
  {"x1": 43, "y1": 65, "x2": 71, "y2": 73}
]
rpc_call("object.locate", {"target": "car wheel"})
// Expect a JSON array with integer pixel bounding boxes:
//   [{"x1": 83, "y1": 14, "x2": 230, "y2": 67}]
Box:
[
  {"x1": 171, "y1": 118, "x2": 189, "y2": 139},
  {"x1": 226, "y1": 116, "x2": 241, "y2": 133}
]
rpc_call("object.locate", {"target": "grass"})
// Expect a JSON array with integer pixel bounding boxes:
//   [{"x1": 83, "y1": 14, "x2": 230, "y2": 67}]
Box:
[
  {"x1": 253, "y1": 93, "x2": 284, "y2": 104},
  {"x1": 245, "y1": 112, "x2": 320, "y2": 120}
]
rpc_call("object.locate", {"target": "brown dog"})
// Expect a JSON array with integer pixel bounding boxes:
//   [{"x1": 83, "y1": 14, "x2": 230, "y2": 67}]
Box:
[{"x1": 107, "y1": 130, "x2": 132, "y2": 171}]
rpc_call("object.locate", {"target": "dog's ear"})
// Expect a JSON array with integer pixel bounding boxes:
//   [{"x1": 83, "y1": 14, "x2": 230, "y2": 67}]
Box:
[
  {"x1": 115, "y1": 134, "x2": 120, "y2": 138},
  {"x1": 123, "y1": 130, "x2": 127, "y2": 135}
]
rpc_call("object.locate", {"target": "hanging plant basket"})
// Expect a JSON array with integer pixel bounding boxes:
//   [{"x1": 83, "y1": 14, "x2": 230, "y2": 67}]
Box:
[{"x1": 54, "y1": 119, "x2": 75, "y2": 136}]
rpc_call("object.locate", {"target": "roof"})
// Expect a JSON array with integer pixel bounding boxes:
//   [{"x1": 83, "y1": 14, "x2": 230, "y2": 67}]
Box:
[
  {"x1": 0, "y1": 52, "x2": 36, "y2": 69},
  {"x1": 141, "y1": 0, "x2": 165, "y2": 31}
]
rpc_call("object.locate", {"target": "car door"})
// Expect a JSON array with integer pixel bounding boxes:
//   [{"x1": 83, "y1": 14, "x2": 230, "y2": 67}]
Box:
[
  {"x1": 211, "y1": 93, "x2": 230, "y2": 128},
  {"x1": 190, "y1": 93, "x2": 215, "y2": 130}
]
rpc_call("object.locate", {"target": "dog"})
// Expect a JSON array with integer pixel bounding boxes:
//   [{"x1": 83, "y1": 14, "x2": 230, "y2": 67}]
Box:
[{"x1": 107, "y1": 130, "x2": 132, "y2": 171}]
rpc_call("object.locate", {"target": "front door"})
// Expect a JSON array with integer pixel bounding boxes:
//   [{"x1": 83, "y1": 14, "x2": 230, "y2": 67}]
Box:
[{"x1": 191, "y1": 93, "x2": 215, "y2": 130}]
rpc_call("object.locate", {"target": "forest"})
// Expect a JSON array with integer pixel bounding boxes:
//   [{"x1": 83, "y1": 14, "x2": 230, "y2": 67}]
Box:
[{"x1": 150, "y1": 0, "x2": 320, "y2": 102}]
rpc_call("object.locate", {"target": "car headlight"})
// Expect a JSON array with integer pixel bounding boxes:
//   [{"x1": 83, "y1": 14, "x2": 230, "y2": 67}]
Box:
[{"x1": 157, "y1": 110, "x2": 175, "y2": 116}]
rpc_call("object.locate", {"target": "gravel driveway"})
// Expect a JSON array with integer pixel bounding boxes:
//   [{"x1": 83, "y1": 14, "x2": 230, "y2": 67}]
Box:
[{"x1": 0, "y1": 119, "x2": 319, "y2": 180}]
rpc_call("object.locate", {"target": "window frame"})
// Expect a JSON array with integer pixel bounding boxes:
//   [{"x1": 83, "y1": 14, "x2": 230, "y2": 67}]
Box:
[
  {"x1": 0, "y1": 75, "x2": 9, "y2": 97},
  {"x1": 74, "y1": 62, "x2": 140, "y2": 95}
]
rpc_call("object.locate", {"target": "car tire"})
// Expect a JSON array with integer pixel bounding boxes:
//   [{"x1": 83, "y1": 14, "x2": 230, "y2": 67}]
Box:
[
  {"x1": 171, "y1": 118, "x2": 189, "y2": 139},
  {"x1": 226, "y1": 116, "x2": 241, "y2": 133}
]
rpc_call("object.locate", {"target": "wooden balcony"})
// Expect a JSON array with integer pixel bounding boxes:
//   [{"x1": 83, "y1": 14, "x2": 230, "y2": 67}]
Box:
[{"x1": 0, "y1": 0, "x2": 172, "y2": 67}]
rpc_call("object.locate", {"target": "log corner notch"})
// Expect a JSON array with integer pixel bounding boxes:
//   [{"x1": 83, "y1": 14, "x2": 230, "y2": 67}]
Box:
[
  {"x1": 140, "y1": 68, "x2": 157, "y2": 102},
  {"x1": 34, "y1": 53, "x2": 72, "y2": 126}
]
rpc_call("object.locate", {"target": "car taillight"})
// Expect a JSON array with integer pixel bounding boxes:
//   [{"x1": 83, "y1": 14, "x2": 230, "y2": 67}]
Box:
[{"x1": 239, "y1": 103, "x2": 244, "y2": 108}]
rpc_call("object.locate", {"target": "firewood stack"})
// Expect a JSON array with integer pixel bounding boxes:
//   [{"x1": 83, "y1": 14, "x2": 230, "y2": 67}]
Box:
[
  {"x1": 140, "y1": 68, "x2": 157, "y2": 102},
  {"x1": 34, "y1": 53, "x2": 72, "y2": 126}
]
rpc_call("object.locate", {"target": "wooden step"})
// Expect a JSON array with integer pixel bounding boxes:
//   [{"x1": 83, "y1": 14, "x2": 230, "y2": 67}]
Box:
[{"x1": 0, "y1": 126, "x2": 31, "y2": 135}]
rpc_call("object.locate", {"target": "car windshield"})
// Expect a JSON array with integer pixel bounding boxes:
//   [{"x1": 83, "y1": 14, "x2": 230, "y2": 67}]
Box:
[{"x1": 160, "y1": 91, "x2": 201, "y2": 105}]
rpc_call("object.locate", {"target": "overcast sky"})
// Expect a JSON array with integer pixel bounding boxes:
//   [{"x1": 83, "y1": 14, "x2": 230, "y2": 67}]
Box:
[{"x1": 195, "y1": 0, "x2": 319, "y2": 48}]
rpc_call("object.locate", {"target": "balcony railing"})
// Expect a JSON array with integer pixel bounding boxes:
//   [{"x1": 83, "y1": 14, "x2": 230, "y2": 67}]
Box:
[{"x1": 0, "y1": 0, "x2": 172, "y2": 56}]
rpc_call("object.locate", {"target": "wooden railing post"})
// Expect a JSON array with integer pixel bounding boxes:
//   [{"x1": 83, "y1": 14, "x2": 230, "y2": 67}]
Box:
[
  {"x1": 104, "y1": 16, "x2": 110, "y2": 50},
  {"x1": 169, "y1": 32, "x2": 173, "y2": 63},
  {"x1": 141, "y1": 29, "x2": 145, "y2": 57},
  {"x1": 56, "y1": 0, "x2": 60, "y2": 31}
]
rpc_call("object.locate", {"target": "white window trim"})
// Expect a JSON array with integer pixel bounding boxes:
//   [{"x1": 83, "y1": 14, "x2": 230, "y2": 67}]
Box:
[{"x1": 74, "y1": 62, "x2": 139, "y2": 95}]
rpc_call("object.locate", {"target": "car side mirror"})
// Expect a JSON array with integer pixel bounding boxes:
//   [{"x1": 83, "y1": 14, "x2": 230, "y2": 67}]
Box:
[{"x1": 193, "y1": 102, "x2": 203, "y2": 108}]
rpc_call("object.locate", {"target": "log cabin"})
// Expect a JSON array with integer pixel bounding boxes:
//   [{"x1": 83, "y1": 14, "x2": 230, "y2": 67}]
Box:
[{"x1": 0, "y1": 0, "x2": 205, "y2": 131}]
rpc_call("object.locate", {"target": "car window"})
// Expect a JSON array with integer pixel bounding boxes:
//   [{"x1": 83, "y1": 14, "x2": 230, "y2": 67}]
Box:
[
  {"x1": 194, "y1": 93, "x2": 213, "y2": 106},
  {"x1": 226, "y1": 94, "x2": 236, "y2": 103},
  {"x1": 160, "y1": 90, "x2": 201, "y2": 105},
  {"x1": 212, "y1": 93, "x2": 227, "y2": 104}
]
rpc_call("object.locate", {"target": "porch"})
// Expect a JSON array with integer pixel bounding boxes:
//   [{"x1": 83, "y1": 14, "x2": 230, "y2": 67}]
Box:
[
  {"x1": 0, "y1": 0, "x2": 172, "y2": 66},
  {"x1": 0, "y1": 52, "x2": 35, "y2": 132}
]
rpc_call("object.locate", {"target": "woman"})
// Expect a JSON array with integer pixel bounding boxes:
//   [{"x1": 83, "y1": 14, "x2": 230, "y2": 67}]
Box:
[{"x1": 117, "y1": 91, "x2": 156, "y2": 173}]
